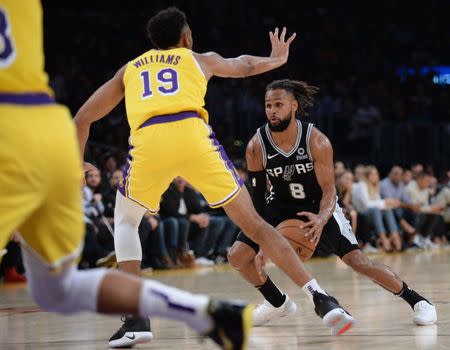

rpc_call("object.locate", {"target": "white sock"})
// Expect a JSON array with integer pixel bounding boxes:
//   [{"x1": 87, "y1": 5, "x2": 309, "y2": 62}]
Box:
[
  {"x1": 139, "y1": 280, "x2": 213, "y2": 334},
  {"x1": 302, "y1": 279, "x2": 327, "y2": 304}
]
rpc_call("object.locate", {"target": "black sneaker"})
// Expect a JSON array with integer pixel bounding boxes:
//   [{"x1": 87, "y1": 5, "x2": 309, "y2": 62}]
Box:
[
  {"x1": 206, "y1": 299, "x2": 254, "y2": 350},
  {"x1": 313, "y1": 291, "x2": 355, "y2": 335},
  {"x1": 108, "y1": 315, "x2": 153, "y2": 348}
]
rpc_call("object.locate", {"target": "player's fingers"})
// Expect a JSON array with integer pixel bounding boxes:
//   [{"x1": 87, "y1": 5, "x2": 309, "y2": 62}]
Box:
[
  {"x1": 300, "y1": 221, "x2": 315, "y2": 230},
  {"x1": 297, "y1": 211, "x2": 313, "y2": 218},
  {"x1": 269, "y1": 31, "x2": 274, "y2": 42},
  {"x1": 274, "y1": 27, "x2": 279, "y2": 39},
  {"x1": 307, "y1": 229, "x2": 318, "y2": 242},
  {"x1": 286, "y1": 32, "x2": 296, "y2": 45},
  {"x1": 280, "y1": 27, "x2": 287, "y2": 41}
]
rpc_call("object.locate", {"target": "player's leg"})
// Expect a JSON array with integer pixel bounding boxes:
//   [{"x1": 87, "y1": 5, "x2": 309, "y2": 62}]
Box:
[
  {"x1": 224, "y1": 189, "x2": 354, "y2": 334},
  {"x1": 111, "y1": 124, "x2": 178, "y2": 346},
  {"x1": 326, "y1": 205, "x2": 437, "y2": 326},
  {"x1": 109, "y1": 191, "x2": 153, "y2": 347},
  {"x1": 342, "y1": 249, "x2": 436, "y2": 325},
  {"x1": 228, "y1": 238, "x2": 297, "y2": 326}
]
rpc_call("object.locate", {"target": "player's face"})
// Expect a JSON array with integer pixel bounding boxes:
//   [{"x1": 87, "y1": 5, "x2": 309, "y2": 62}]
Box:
[{"x1": 265, "y1": 89, "x2": 297, "y2": 132}]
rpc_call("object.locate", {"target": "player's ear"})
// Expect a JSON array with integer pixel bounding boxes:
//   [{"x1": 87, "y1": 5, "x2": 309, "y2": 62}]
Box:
[{"x1": 292, "y1": 99, "x2": 299, "y2": 115}]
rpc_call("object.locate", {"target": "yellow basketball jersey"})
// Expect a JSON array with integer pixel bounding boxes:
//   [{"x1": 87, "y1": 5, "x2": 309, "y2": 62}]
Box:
[
  {"x1": 0, "y1": 0, "x2": 52, "y2": 95},
  {"x1": 123, "y1": 47, "x2": 208, "y2": 133}
]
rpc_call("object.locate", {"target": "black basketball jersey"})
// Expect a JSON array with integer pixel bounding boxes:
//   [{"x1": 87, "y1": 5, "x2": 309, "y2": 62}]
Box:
[{"x1": 257, "y1": 119, "x2": 323, "y2": 212}]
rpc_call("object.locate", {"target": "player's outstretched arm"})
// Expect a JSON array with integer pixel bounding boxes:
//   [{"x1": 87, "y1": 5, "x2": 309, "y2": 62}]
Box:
[
  {"x1": 195, "y1": 27, "x2": 296, "y2": 80},
  {"x1": 74, "y1": 65, "x2": 126, "y2": 162}
]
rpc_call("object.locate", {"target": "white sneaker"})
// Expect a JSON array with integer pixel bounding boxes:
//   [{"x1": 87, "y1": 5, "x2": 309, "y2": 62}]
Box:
[
  {"x1": 413, "y1": 301, "x2": 437, "y2": 325},
  {"x1": 195, "y1": 257, "x2": 215, "y2": 266},
  {"x1": 252, "y1": 294, "x2": 297, "y2": 326},
  {"x1": 423, "y1": 238, "x2": 440, "y2": 249}
]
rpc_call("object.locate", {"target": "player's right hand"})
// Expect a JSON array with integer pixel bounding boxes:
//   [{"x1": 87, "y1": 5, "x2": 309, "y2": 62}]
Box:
[
  {"x1": 269, "y1": 27, "x2": 296, "y2": 64},
  {"x1": 83, "y1": 161, "x2": 98, "y2": 173}
]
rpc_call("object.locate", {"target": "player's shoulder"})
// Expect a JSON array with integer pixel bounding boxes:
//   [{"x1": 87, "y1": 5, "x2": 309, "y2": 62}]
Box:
[
  {"x1": 246, "y1": 132, "x2": 262, "y2": 154},
  {"x1": 309, "y1": 125, "x2": 331, "y2": 148}
]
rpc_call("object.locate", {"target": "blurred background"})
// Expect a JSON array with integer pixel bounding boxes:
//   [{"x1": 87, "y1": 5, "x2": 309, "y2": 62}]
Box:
[{"x1": 42, "y1": 0, "x2": 450, "y2": 173}]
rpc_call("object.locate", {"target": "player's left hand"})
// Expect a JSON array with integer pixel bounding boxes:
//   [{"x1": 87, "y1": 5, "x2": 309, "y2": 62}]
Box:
[{"x1": 296, "y1": 211, "x2": 326, "y2": 246}]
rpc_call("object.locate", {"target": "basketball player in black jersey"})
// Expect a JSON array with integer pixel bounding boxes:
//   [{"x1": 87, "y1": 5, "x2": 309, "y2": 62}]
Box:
[{"x1": 228, "y1": 79, "x2": 437, "y2": 328}]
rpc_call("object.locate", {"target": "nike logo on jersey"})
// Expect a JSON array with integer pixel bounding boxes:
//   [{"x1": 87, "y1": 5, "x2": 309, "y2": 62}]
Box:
[
  {"x1": 267, "y1": 153, "x2": 279, "y2": 159},
  {"x1": 126, "y1": 333, "x2": 136, "y2": 340}
]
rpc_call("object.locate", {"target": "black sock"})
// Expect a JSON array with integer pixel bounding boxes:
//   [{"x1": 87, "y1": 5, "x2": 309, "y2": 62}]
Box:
[
  {"x1": 256, "y1": 276, "x2": 286, "y2": 307},
  {"x1": 395, "y1": 281, "x2": 430, "y2": 310}
]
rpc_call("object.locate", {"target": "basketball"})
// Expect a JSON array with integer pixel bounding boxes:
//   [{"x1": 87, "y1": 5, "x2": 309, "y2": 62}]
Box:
[{"x1": 276, "y1": 219, "x2": 315, "y2": 261}]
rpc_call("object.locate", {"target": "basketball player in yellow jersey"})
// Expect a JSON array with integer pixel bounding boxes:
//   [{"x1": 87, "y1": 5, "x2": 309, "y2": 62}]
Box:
[
  {"x1": 0, "y1": 2, "x2": 262, "y2": 349},
  {"x1": 75, "y1": 7, "x2": 355, "y2": 346}
]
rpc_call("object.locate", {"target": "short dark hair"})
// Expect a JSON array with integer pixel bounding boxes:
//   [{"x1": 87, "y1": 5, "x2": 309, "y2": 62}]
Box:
[
  {"x1": 147, "y1": 7, "x2": 187, "y2": 49},
  {"x1": 266, "y1": 79, "x2": 319, "y2": 117}
]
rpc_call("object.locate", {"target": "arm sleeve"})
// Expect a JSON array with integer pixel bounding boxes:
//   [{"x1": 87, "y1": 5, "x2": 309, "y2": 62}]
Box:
[{"x1": 248, "y1": 170, "x2": 267, "y2": 217}]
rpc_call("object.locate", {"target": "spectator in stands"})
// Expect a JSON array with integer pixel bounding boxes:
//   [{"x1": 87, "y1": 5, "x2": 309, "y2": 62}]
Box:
[
  {"x1": 403, "y1": 169, "x2": 413, "y2": 186},
  {"x1": 101, "y1": 152, "x2": 120, "y2": 184},
  {"x1": 336, "y1": 170, "x2": 358, "y2": 233},
  {"x1": 405, "y1": 172, "x2": 445, "y2": 247},
  {"x1": 353, "y1": 164, "x2": 366, "y2": 183},
  {"x1": 334, "y1": 161, "x2": 346, "y2": 180},
  {"x1": 159, "y1": 178, "x2": 196, "y2": 268},
  {"x1": 380, "y1": 166, "x2": 419, "y2": 246},
  {"x1": 435, "y1": 185, "x2": 450, "y2": 243},
  {"x1": 352, "y1": 166, "x2": 402, "y2": 252},
  {"x1": 411, "y1": 163, "x2": 424, "y2": 181}
]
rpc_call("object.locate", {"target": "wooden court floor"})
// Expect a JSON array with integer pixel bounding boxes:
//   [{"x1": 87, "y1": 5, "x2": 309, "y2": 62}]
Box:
[{"x1": 0, "y1": 248, "x2": 449, "y2": 350}]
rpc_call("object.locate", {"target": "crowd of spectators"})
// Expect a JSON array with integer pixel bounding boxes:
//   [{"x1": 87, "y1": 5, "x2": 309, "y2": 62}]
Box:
[
  {"x1": 2, "y1": 154, "x2": 449, "y2": 282},
  {"x1": 335, "y1": 161, "x2": 450, "y2": 254},
  {"x1": 78, "y1": 158, "x2": 450, "y2": 270}
]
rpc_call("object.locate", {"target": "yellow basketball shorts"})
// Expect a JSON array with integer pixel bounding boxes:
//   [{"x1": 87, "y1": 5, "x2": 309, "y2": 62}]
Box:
[
  {"x1": 0, "y1": 99, "x2": 84, "y2": 269},
  {"x1": 119, "y1": 112, "x2": 243, "y2": 213}
]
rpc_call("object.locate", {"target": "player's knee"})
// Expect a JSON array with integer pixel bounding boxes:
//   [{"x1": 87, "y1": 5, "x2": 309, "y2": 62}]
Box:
[
  {"x1": 28, "y1": 266, "x2": 106, "y2": 315},
  {"x1": 228, "y1": 246, "x2": 244, "y2": 270},
  {"x1": 227, "y1": 243, "x2": 255, "y2": 270},
  {"x1": 28, "y1": 267, "x2": 75, "y2": 314}
]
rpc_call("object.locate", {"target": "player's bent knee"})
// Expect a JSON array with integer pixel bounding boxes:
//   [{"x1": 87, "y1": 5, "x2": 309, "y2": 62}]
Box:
[
  {"x1": 28, "y1": 265, "x2": 107, "y2": 315},
  {"x1": 228, "y1": 242, "x2": 256, "y2": 270}
]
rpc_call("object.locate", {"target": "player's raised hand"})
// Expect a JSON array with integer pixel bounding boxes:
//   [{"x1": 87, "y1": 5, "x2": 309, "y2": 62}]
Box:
[{"x1": 269, "y1": 27, "x2": 296, "y2": 64}]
